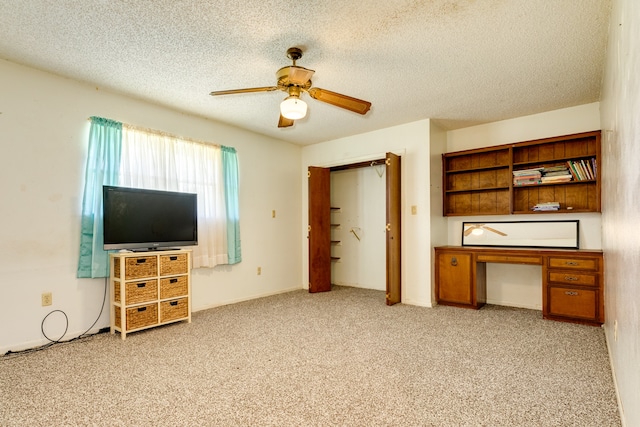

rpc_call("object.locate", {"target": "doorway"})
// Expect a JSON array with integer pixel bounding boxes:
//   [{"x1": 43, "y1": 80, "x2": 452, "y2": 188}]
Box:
[{"x1": 308, "y1": 152, "x2": 401, "y2": 305}]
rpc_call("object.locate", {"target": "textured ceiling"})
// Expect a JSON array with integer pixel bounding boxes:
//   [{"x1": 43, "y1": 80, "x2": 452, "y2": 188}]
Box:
[{"x1": 0, "y1": 1, "x2": 611, "y2": 145}]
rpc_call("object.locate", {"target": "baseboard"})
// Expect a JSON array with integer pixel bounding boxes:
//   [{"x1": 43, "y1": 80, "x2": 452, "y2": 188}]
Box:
[
  {"x1": 192, "y1": 286, "x2": 302, "y2": 312},
  {"x1": 485, "y1": 298, "x2": 542, "y2": 311},
  {"x1": 401, "y1": 298, "x2": 433, "y2": 308},
  {"x1": 1, "y1": 326, "x2": 110, "y2": 356},
  {"x1": 333, "y1": 281, "x2": 386, "y2": 292},
  {"x1": 604, "y1": 326, "x2": 626, "y2": 427}
]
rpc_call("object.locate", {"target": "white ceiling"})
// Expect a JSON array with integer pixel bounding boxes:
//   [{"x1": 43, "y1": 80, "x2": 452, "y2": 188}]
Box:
[{"x1": 0, "y1": 1, "x2": 611, "y2": 146}]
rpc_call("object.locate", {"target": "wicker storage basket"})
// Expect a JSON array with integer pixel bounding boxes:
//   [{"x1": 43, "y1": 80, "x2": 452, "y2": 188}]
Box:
[
  {"x1": 115, "y1": 303, "x2": 158, "y2": 331},
  {"x1": 114, "y1": 280, "x2": 158, "y2": 304},
  {"x1": 160, "y1": 254, "x2": 188, "y2": 276},
  {"x1": 160, "y1": 298, "x2": 189, "y2": 323},
  {"x1": 160, "y1": 276, "x2": 188, "y2": 299},
  {"x1": 117, "y1": 279, "x2": 158, "y2": 304},
  {"x1": 114, "y1": 256, "x2": 157, "y2": 279}
]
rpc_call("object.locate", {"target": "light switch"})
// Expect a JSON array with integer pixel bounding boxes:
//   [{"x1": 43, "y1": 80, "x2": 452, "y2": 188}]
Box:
[{"x1": 411, "y1": 205, "x2": 417, "y2": 215}]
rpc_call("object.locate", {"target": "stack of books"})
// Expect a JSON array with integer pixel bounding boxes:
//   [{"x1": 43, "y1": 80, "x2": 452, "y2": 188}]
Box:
[
  {"x1": 533, "y1": 201, "x2": 560, "y2": 211},
  {"x1": 540, "y1": 165, "x2": 572, "y2": 183},
  {"x1": 567, "y1": 158, "x2": 597, "y2": 181},
  {"x1": 513, "y1": 168, "x2": 542, "y2": 186}
]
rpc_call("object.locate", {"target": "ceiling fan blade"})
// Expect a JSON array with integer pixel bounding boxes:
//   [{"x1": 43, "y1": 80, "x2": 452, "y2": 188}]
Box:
[
  {"x1": 278, "y1": 114, "x2": 294, "y2": 128},
  {"x1": 484, "y1": 226, "x2": 508, "y2": 236},
  {"x1": 308, "y1": 88, "x2": 371, "y2": 115},
  {"x1": 210, "y1": 86, "x2": 278, "y2": 96},
  {"x1": 464, "y1": 227, "x2": 474, "y2": 236}
]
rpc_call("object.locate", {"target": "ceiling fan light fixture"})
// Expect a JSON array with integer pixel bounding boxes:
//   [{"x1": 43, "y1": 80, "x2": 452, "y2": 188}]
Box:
[{"x1": 280, "y1": 95, "x2": 307, "y2": 120}]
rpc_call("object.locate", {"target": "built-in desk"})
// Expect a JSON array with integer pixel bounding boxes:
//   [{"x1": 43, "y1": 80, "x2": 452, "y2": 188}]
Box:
[{"x1": 434, "y1": 246, "x2": 604, "y2": 326}]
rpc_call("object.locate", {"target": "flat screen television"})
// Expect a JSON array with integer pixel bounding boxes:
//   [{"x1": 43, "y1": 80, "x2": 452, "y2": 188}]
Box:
[{"x1": 103, "y1": 185, "x2": 198, "y2": 251}]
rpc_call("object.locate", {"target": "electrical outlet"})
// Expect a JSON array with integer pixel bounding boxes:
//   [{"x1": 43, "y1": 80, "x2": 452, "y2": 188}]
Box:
[
  {"x1": 272, "y1": 210, "x2": 276, "y2": 218},
  {"x1": 41, "y1": 292, "x2": 52, "y2": 306},
  {"x1": 411, "y1": 205, "x2": 417, "y2": 215},
  {"x1": 257, "y1": 267, "x2": 262, "y2": 275}
]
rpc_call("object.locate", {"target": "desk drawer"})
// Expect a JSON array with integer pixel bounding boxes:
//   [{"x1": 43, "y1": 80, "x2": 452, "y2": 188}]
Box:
[
  {"x1": 548, "y1": 286, "x2": 597, "y2": 321},
  {"x1": 476, "y1": 254, "x2": 542, "y2": 265},
  {"x1": 548, "y1": 257, "x2": 599, "y2": 271},
  {"x1": 548, "y1": 271, "x2": 598, "y2": 287}
]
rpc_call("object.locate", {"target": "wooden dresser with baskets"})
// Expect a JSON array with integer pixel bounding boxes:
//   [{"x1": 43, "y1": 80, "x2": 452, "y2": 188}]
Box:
[{"x1": 110, "y1": 249, "x2": 191, "y2": 339}]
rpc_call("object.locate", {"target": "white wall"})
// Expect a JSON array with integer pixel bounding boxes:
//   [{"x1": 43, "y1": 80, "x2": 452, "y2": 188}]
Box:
[
  {"x1": 330, "y1": 167, "x2": 386, "y2": 291},
  {"x1": 600, "y1": 0, "x2": 640, "y2": 425},
  {"x1": 0, "y1": 59, "x2": 302, "y2": 353},
  {"x1": 429, "y1": 122, "x2": 448, "y2": 301},
  {"x1": 302, "y1": 120, "x2": 433, "y2": 306},
  {"x1": 444, "y1": 103, "x2": 602, "y2": 310}
]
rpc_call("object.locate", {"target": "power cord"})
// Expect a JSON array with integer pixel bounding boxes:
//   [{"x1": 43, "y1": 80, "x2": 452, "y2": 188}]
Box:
[{"x1": 1, "y1": 277, "x2": 109, "y2": 359}]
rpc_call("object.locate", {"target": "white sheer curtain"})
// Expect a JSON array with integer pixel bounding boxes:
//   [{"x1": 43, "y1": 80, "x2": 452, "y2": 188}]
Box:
[{"x1": 119, "y1": 126, "x2": 228, "y2": 268}]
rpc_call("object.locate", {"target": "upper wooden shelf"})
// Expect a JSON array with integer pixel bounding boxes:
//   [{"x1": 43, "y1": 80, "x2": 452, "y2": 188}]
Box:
[{"x1": 442, "y1": 130, "x2": 601, "y2": 216}]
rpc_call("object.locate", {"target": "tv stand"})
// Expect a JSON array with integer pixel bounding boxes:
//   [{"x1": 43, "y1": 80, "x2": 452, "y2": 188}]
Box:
[{"x1": 109, "y1": 249, "x2": 192, "y2": 339}]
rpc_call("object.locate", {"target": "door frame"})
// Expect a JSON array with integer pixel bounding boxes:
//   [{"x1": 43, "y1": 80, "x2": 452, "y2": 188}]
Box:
[{"x1": 307, "y1": 153, "x2": 402, "y2": 303}]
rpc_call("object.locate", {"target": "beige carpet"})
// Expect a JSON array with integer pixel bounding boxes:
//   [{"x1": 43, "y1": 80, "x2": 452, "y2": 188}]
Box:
[{"x1": 0, "y1": 286, "x2": 621, "y2": 426}]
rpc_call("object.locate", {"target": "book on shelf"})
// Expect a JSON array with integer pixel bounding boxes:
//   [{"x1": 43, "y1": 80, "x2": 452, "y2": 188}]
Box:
[
  {"x1": 514, "y1": 178, "x2": 541, "y2": 186},
  {"x1": 566, "y1": 158, "x2": 597, "y2": 181},
  {"x1": 533, "y1": 201, "x2": 560, "y2": 211},
  {"x1": 583, "y1": 159, "x2": 595, "y2": 179},
  {"x1": 513, "y1": 168, "x2": 543, "y2": 177},
  {"x1": 542, "y1": 165, "x2": 569, "y2": 174},
  {"x1": 540, "y1": 175, "x2": 572, "y2": 183}
]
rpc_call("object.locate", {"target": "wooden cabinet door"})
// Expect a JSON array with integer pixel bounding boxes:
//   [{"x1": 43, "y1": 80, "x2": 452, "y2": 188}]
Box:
[
  {"x1": 386, "y1": 152, "x2": 401, "y2": 305},
  {"x1": 308, "y1": 166, "x2": 331, "y2": 293},
  {"x1": 436, "y1": 252, "x2": 473, "y2": 305}
]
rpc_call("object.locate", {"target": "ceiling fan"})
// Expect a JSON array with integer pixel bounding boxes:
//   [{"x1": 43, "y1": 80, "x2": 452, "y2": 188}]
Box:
[
  {"x1": 463, "y1": 224, "x2": 508, "y2": 237},
  {"x1": 209, "y1": 47, "x2": 372, "y2": 128}
]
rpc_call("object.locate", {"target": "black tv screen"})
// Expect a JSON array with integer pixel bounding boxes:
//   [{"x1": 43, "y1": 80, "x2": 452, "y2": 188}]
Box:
[{"x1": 103, "y1": 185, "x2": 198, "y2": 251}]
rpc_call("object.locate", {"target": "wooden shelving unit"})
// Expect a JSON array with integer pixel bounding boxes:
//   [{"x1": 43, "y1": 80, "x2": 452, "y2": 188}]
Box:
[
  {"x1": 443, "y1": 131, "x2": 601, "y2": 216},
  {"x1": 330, "y1": 207, "x2": 341, "y2": 262}
]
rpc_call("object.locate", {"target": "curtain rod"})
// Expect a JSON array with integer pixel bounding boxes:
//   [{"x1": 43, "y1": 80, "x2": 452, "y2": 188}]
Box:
[{"x1": 87, "y1": 117, "x2": 221, "y2": 148}]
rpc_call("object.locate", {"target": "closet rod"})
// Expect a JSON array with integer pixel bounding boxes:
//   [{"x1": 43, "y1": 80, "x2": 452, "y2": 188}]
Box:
[{"x1": 329, "y1": 158, "x2": 386, "y2": 172}]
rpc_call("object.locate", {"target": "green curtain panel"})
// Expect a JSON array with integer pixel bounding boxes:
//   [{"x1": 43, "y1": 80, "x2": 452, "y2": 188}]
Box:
[
  {"x1": 77, "y1": 117, "x2": 122, "y2": 278},
  {"x1": 222, "y1": 146, "x2": 242, "y2": 264}
]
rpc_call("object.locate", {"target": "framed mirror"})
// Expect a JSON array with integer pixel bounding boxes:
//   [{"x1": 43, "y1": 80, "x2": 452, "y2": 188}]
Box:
[{"x1": 461, "y1": 220, "x2": 579, "y2": 249}]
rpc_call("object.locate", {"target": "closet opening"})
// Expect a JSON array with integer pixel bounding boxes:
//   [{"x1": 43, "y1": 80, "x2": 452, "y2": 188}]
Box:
[{"x1": 308, "y1": 153, "x2": 401, "y2": 305}]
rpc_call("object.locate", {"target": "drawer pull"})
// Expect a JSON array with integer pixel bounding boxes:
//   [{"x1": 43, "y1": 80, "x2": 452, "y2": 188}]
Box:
[
  {"x1": 170, "y1": 256, "x2": 178, "y2": 261},
  {"x1": 136, "y1": 259, "x2": 146, "y2": 264},
  {"x1": 564, "y1": 276, "x2": 578, "y2": 281},
  {"x1": 565, "y1": 261, "x2": 578, "y2": 266},
  {"x1": 450, "y1": 257, "x2": 458, "y2": 267},
  {"x1": 137, "y1": 283, "x2": 146, "y2": 288},
  {"x1": 564, "y1": 291, "x2": 579, "y2": 296},
  {"x1": 170, "y1": 278, "x2": 178, "y2": 284},
  {"x1": 137, "y1": 307, "x2": 147, "y2": 312},
  {"x1": 170, "y1": 301, "x2": 178, "y2": 306}
]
